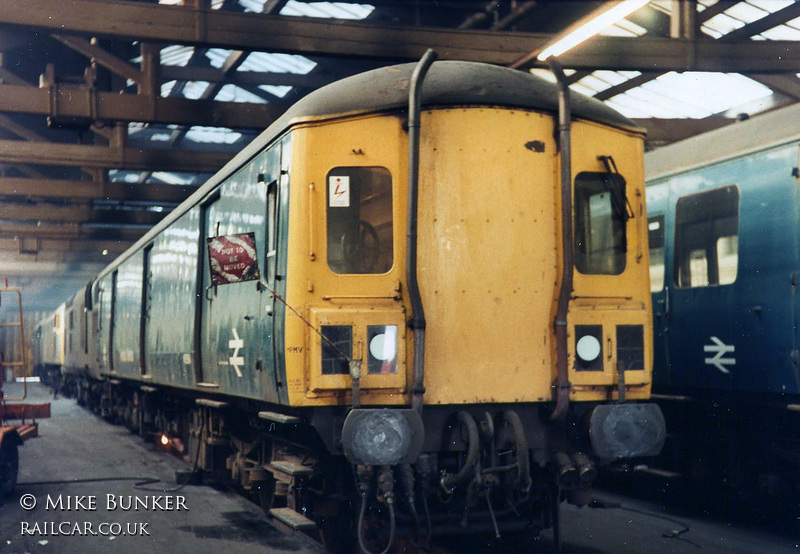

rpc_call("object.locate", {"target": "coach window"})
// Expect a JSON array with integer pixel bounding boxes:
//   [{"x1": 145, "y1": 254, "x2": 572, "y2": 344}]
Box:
[
  {"x1": 574, "y1": 172, "x2": 627, "y2": 275},
  {"x1": 648, "y1": 215, "x2": 665, "y2": 292},
  {"x1": 327, "y1": 167, "x2": 393, "y2": 274},
  {"x1": 266, "y1": 181, "x2": 278, "y2": 283},
  {"x1": 674, "y1": 185, "x2": 739, "y2": 288}
]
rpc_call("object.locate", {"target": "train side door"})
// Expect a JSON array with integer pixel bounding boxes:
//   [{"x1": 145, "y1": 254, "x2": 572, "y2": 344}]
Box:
[
  {"x1": 197, "y1": 149, "x2": 279, "y2": 401},
  {"x1": 666, "y1": 185, "x2": 740, "y2": 392},
  {"x1": 647, "y1": 209, "x2": 671, "y2": 391}
]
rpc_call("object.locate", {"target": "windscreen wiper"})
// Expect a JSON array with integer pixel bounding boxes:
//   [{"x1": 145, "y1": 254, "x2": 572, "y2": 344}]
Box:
[{"x1": 598, "y1": 155, "x2": 634, "y2": 223}]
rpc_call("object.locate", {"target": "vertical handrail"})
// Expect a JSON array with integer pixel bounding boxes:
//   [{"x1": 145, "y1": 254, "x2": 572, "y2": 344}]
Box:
[
  {"x1": 548, "y1": 57, "x2": 573, "y2": 421},
  {"x1": 407, "y1": 49, "x2": 437, "y2": 414}
]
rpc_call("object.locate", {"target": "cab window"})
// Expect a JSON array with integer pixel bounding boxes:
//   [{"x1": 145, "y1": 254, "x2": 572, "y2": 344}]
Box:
[
  {"x1": 674, "y1": 185, "x2": 739, "y2": 288},
  {"x1": 574, "y1": 171, "x2": 627, "y2": 275},
  {"x1": 326, "y1": 167, "x2": 393, "y2": 274}
]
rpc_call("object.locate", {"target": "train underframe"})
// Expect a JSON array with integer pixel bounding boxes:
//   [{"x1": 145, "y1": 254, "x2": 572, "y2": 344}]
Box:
[
  {"x1": 54, "y1": 374, "x2": 605, "y2": 551},
  {"x1": 612, "y1": 390, "x2": 800, "y2": 525}
]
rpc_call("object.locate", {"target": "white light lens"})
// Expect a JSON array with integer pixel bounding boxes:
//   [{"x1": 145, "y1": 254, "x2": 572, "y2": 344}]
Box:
[
  {"x1": 576, "y1": 335, "x2": 602, "y2": 362},
  {"x1": 369, "y1": 327, "x2": 397, "y2": 362}
]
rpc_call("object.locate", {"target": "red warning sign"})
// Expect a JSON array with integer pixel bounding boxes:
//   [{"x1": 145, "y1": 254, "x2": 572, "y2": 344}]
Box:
[{"x1": 206, "y1": 232, "x2": 261, "y2": 285}]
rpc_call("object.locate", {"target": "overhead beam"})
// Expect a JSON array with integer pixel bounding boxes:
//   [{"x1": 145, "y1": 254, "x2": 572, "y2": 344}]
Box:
[
  {"x1": 0, "y1": 140, "x2": 232, "y2": 172},
  {"x1": 4, "y1": 0, "x2": 800, "y2": 72},
  {"x1": 589, "y1": 1, "x2": 800, "y2": 102},
  {"x1": 0, "y1": 83, "x2": 286, "y2": 129},
  {"x1": 52, "y1": 34, "x2": 144, "y2": 85},
  {"x1": 634, "y1": 117, "x2": 735, "y2": 145},
  {"x1": 161, "y1": 66, "x2": 338, "y2": 88},
  {"x1": 749, "y1": 74, "x2": 800, "y2": 102}
]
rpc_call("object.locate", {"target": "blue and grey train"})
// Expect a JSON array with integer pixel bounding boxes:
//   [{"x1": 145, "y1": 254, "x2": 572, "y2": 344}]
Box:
[{"x1": 646, "y1": 102, "x2": 800, "y2": 503}]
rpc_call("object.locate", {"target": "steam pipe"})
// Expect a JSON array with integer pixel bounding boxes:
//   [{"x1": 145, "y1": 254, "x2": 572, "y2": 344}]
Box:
[
  {"x1": 407, "y1": 49, "x2": 437, "y2": 413},
  {"x1": 549, "y1": 56, "x2": 573, "y2": 421}
]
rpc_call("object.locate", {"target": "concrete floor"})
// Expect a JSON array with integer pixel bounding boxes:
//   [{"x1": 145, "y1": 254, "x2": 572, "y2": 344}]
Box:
[
  {"x1": 0, "y1": 382, "x2": 322, "y2": 554},
  {"x1": 0, "y1": 381, "x2": 797, "y2": 553}
]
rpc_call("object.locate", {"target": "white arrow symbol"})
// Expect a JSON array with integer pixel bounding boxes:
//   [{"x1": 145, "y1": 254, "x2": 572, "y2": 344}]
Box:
[
  {"x1": 704, "y1": 336, "x2": 735, "y2": 374},
  {"x1": 228, "y1": 328, "x2": 244, "y2": 377}
]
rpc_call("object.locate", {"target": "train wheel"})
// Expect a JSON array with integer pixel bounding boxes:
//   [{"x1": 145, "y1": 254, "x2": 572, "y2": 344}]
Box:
[{"x1": 0, "y1": 437, "x2": 19, "y2": 501}]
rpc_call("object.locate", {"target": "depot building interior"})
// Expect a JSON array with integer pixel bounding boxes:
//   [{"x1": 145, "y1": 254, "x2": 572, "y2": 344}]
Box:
[
  {"x1": 2, "y1": 2, "x2": 800, "y2": 551},
  {"x1": 0, "y1": 0, "x2": 796, "y2": 317}
]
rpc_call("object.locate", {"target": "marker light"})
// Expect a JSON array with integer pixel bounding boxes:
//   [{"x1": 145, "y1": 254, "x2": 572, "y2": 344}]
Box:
[
  {"x1": 160, "y1": 434, "x2": 170, "y2": 447},
  {"x1": 576, "y1": 335, "x2": 602, "y2": 362},
  {"x1": 369, "y1": 327, "x2": 397, "y2": 361},
  {"x1": 367, "y1": 325, "x2": 398, "y2": 374}
]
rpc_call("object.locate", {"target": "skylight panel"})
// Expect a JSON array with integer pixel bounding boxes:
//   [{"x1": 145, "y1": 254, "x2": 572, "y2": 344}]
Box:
[
  {"x1": 759, "y1": 25, "x2": 800, "y2": 41},
  {"x1": 606, "y1": 72, "x2": 773, "y2": 119},
  {"x1": 239, "y1": 52, "x2": 317, "y2": 74},
  {"x1": 216, "y1": 84, "x2": 267, "y2": 104},
  {"x1": 150, "y1": 172, "x2": 198, "y2": 186},
  {"x1": 180, "y1": 81, "x2": 214, "y2": 100},
  {"x1": 279, "y1": 1, "x2": 374, "y2": 20},
  {"x1": 109, "y1": 170, "x2": 146, "y2": 184},
  {"x1": 128, "y1": 122, "x2": 147, "y2": 136},
  {"x1": 703, "y1": 13, "x2": 747, "y2": 37},
  {"x1": 601, "y1": 18, "x2": 647, "y2": 37},
  {"x1": 748, "y1": 0, "x2": 793, "y2": 12},
  {"x1": 239, "y1": 0, "x2": 265, "y2": 12},
  {"x1": 259, "y1": 85, "x2": 293, "y2": 98},
  {"x1": 723, "y1": 2, "x2": 769, "y2": 24},
  {"x1": 621, "y1": 84, "x2": 711, "y2": 118},
  {"x1": 160, "y1": 45, "x2": 195, "y2": 67},
  {"x1": 161, "y1": 81, "x2": 177, "y2": 97},
  {"x1": 206, "y1": 49, "x2": 234, "y2": 69},
  {"x1": 575, "y1": 70, "x2": 642, "y2": 95},
  {"x1": 605, "y1": 96, "x2": 670, "y2": 119},
  {"x1": 184, "y1": 126, "x2": 243, "y2": 144}
]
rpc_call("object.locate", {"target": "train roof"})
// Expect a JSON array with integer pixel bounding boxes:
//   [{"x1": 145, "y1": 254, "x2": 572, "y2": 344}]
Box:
[
  {"x1": 646, "y1": 101, "x2": 800, "y2": 182},
  {"x1": 95, "y1": 60, "x2": 639, "y2": 280},
  {"x1": 272, "y1": 60, "x2": 640, "y2": 134}
]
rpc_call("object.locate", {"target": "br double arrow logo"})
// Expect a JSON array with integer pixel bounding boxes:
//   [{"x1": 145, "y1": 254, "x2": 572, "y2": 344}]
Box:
[{"x1": 704, "y1": 336, "x2": 735, "y2": 374}]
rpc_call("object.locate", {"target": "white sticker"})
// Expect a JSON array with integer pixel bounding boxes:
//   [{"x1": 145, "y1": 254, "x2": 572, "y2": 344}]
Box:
[{"x1": 329, "y1": 176, "x2": 350, "y2": 207}]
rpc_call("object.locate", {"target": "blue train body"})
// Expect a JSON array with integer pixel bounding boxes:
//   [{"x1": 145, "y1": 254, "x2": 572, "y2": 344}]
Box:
[
  {"x1": 645, "y1": 103, "x2": 800, "y2": 503},
  {"x1": 647, "y1": 105, "x2": 800, "y2": 397}
]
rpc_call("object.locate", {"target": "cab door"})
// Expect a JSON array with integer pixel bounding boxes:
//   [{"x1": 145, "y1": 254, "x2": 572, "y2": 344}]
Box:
[{"x1": 197, "y1": 148, "x2": 280, "y2": 400}]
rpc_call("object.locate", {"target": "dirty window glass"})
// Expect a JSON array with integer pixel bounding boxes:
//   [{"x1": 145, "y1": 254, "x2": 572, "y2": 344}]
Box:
[
  {"x1": 574, "y1": 172, "x2": 627, "y2": 275},
  {"x1": 674, "y1": 185, "x2": 739, "y2": 288},
  {"x1": 327, "y1": 167, "x2": 393, "y2": 274}
]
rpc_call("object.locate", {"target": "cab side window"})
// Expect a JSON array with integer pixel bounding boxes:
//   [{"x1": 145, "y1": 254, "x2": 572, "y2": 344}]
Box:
[
  {"x1": 326, "y1": 167, "x2": 393, "y2": 275},
  {"x1": 574, "y1": 171, "x2": 627, "y2": 275},
  {"x1": 674, "y1": 185, "x2": 739, "y2": 288}
]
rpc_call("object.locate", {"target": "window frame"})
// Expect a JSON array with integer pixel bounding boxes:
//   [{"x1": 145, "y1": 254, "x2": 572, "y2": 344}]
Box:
[
  {"x1": 325, "y1": 166, "x2": 394, "y2": 275},
  {"x1": 573, "y1": 171, "x2": 628, "y2": 276},
  {"x1": 673, "y1": 185, "x2": 740, "y2": 289}
]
